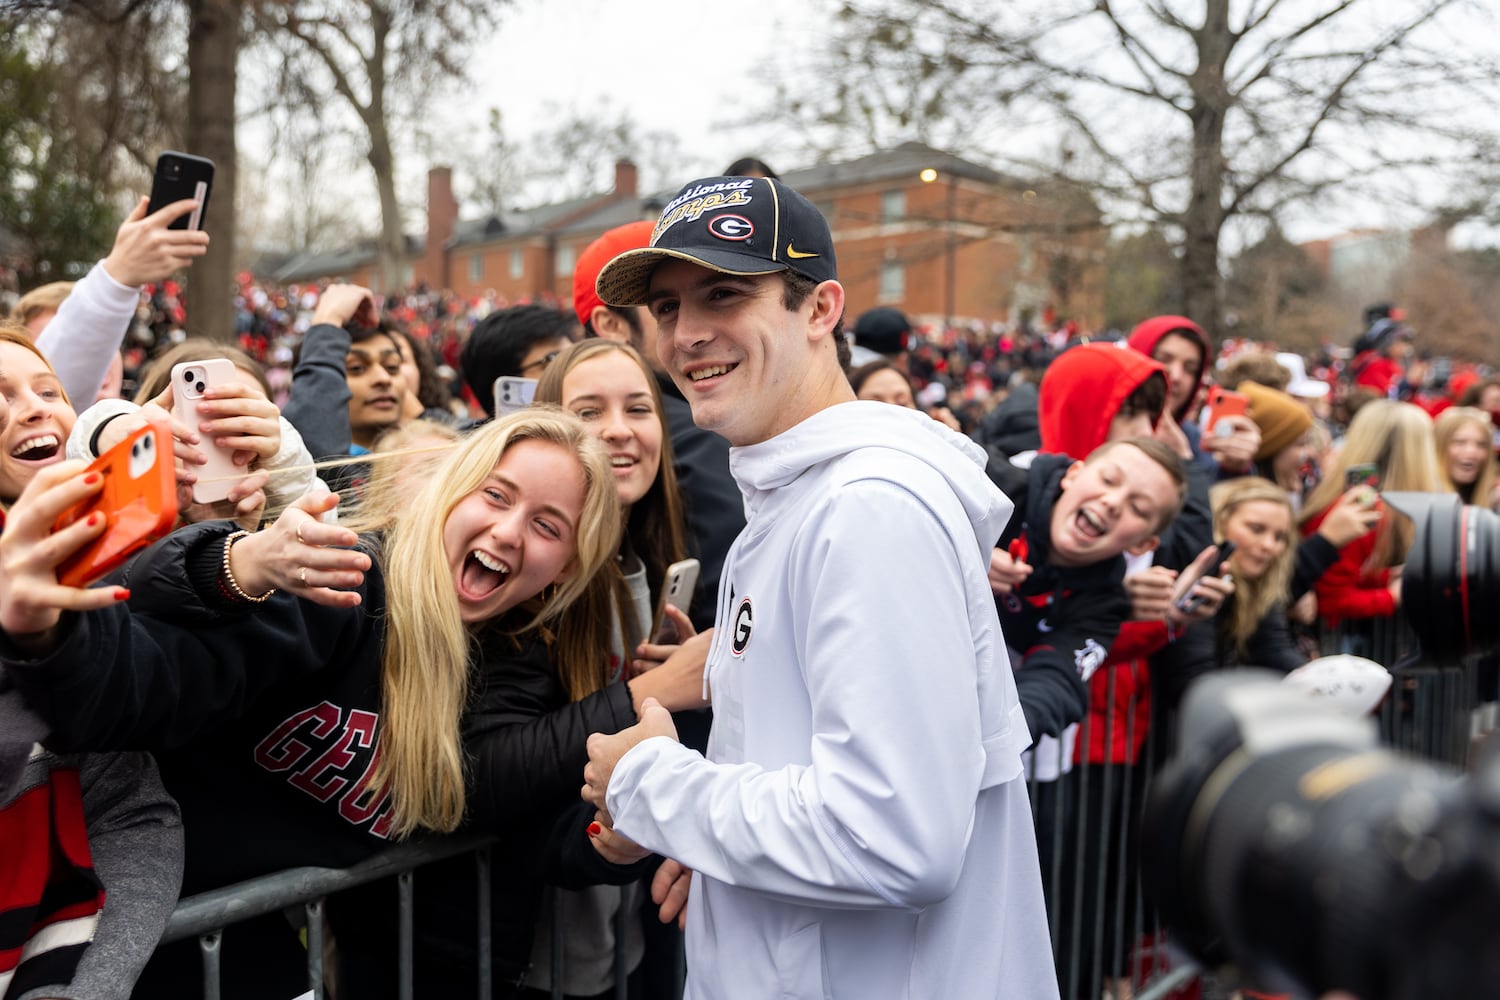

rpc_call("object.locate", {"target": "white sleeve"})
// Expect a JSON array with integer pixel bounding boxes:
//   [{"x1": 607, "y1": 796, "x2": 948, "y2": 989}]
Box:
[
  {"x1": 607, "y1": 480, "x2": 987, "y2": 910},
  {"x1": 65, "y1": 399, "x2": 142, "y2": 462},
  {"x1": 35, "y1": 261, "x2": 139, "y2": 409}
]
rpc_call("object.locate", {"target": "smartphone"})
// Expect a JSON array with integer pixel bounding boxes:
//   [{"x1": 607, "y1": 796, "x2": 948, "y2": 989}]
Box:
[
  {"x1": 1200, "y1": 386, "x2": 1250, "y2": 437},
  {"x1": 54, "y1": 422, "x2": 178, "y2": 589},
  {"x1": 146, "y1": 151, "x2": 215, "y2": 231},
  {"x1": 493, "y1": 376, "x2": 537, "y2": 418},
  {"x1": 1344, "y1": 462, "x2": 1380, "y2": 491},
  {"x1": 1175, "y1": 541, "x2": 1237, "y2": 614},
  {"x1": 651, "y1": 558, "x2": 701, "y2": 643},
  {"x1": 171, "y1": 358, "x2": 245, "y2": 503}
]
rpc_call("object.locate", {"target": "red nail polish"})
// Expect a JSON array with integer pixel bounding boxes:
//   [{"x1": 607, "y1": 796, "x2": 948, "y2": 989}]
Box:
[
  {"x1": 587, "y1": 821, "x2": 602, "y2": 838},
  {"x1": 87, "y1": 511, "x2": 103, "y2": 526},
  {"x1": 114, "y1": 588, "x2": 131, "y2": 602},
  {"x1": 84, "y1": 472, "x2": 102, "y2": 485}
]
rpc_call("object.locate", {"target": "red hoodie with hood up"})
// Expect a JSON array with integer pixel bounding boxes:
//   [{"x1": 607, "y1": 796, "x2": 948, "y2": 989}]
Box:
[
  {"x1": 1039, "y1": 341, "x2": 1165, "y2": 459},
  {"x1": 1127, "y1": 315, "x2": 1213, "y2": 424}
]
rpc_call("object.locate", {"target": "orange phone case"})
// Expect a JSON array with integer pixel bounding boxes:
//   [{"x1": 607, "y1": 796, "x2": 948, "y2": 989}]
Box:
[
  {"x1": 1202, "y1": 386, "x2": 1250, "y2": 436},
  {"x1": 54, "y1": 421, "x2": 179, "y2": 588}
]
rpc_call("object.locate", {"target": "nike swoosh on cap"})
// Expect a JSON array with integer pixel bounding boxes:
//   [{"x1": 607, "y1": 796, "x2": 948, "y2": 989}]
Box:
[{"x1": 786, "y1": 244, "x2": 819, "y2": 259}]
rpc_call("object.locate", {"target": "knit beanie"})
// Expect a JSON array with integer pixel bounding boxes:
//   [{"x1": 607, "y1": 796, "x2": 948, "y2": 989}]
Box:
[{"x1": 1238, "y1": 381, "x2": 1312, "y2": 461}]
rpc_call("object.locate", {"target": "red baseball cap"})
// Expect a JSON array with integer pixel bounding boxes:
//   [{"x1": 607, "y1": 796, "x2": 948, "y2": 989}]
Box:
[{"x1": 573, "y1": 220, "x2": 655, "y2": 326}]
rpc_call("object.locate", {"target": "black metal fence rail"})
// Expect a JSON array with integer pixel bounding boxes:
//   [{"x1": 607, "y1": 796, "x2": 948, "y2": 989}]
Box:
[{"x1": 159, "y1": 619, "x2": 1491, "y2": 1000}]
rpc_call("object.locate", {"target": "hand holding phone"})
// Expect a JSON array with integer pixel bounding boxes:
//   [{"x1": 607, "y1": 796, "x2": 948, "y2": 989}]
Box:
[
  {"x1": 170, "y1": 359, "x2": 248, "y2": 504},
  {"x1": 1200, "y1": 386, "x2": 1251, "y2": 438},
  {"x1": 146, "y1": 151, "x2": 215, "y2": 231},
  {"x1": 651, "y1": 559, "x2": 700, "y2": 643},
  {"x1": 1344, "y1": 462, "x2": 1380, "y2": 491},
  {"x1": 1174, "y1": 541, "x2": 1237, "y2": 614},
  {"x1": 54, "y1": 422, "x2": 179, "y2": 589}
]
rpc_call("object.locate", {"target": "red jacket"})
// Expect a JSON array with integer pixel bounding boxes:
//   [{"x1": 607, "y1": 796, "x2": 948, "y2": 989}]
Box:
[{"x1": 1300, "y1": 503, "x2": 1397, "y2": 626}]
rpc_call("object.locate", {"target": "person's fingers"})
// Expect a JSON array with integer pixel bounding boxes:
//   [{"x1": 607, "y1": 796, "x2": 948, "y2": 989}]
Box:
[
  {"x1": 124, "y1": 196, "x2": 149, "y2": 223},
  {"x1": 147, "y1": 197, "x2": 203, "y2": 227},
  {"x1": 661, "y1": 603, "x2": 697, "y2": 640},
  {"x1": 291, "y1": 502, "x2": 360, "y2": 551}
]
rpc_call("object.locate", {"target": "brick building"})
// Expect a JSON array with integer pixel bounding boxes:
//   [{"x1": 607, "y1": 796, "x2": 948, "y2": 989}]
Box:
[{"x1": 266, "y1": 141, "x2": 1105, "y2": 329}]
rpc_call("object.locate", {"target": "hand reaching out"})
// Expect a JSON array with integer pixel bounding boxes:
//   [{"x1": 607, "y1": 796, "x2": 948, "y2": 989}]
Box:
[
  {"x1": 101, "y1": 197, "x2": 210, "y2": 286},
  {"x1": 988, "y1": 547, "x2": 1033, "y2": 595},
  {"x1": 223, "y1": 491, "x2": 369, "y2": 607},
  {"x1": 0, "y1": 462, "x2": 131, "y2": 651},
  {"x1": 582, "y1": 697, "x2": 680, "y2": 827}
]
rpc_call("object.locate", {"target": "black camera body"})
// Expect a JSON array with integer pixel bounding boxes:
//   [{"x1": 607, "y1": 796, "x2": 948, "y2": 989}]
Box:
[{"x1": 1142, "y1": 671, "x2": 1500, "y2": 999}]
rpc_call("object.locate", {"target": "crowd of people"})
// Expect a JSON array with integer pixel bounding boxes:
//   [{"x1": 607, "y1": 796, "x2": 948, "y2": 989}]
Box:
[{"x1": 2, "y1": 158, "x2": 1496, "y2": 1000}]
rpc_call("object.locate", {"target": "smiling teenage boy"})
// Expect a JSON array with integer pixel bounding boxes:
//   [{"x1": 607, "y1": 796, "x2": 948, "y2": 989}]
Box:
[{"x1": 580, "y1": 176, "x2": 1059, "y2": 999}]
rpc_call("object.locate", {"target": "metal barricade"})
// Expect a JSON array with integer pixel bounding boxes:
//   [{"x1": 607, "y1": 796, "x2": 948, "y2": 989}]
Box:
[{"x1": 163, "y1": 833, "x2": 496, "y2": 1000}]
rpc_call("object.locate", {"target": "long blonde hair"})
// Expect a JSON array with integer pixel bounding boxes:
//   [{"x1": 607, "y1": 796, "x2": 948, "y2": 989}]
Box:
[
  {"x1": 1299, "y1": 400, "x2": 1438, "y2": 571},
  {"x1": 1433, "y1": 406, "x2": 1498, "y2": 506},
  {"x1": 351, "y1": 409, "x2": 621, "y2": 837},
  {"x1": 1212, "y1": 477, "x2": 1296, "y2": 660}
]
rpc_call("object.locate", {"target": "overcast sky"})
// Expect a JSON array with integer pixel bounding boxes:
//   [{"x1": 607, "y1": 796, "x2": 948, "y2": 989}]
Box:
[{"x1": 467, "y1": 0, "x2": 817, "y2": 188}]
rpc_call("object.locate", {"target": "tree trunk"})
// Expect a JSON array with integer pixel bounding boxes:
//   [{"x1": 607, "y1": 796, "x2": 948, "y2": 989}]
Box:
[
  {"x1": 186, "y1": 0, "x2": 238, "y2": 344},
  {"x1": 369, "y1": 119, "x2": 404, "y2": 295},
  {"x1": 1180, "y1": 0, "x2": 1233, "y2": 334}
]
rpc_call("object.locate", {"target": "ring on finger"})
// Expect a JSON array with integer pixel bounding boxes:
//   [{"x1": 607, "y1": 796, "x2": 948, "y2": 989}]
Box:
[
  {"x1": 300, "y1": 567, "x2": 308, "y2": 586},
  {"x1": 296, "y1": 522, "x2": 306, "y2": 545}
]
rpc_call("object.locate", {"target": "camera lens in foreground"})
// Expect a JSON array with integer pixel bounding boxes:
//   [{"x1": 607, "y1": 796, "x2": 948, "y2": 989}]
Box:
[{"x1": 1142, "y1": 671, "x2": 1500, "y2": 1000}]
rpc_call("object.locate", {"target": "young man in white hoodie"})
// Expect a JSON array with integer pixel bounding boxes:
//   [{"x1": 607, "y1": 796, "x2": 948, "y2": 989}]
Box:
[{"x1": 582, "y1": 175, "x2": 1059, "y2": 999}]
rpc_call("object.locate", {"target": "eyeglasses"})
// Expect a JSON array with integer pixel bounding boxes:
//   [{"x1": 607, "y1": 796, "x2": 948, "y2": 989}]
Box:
[{"x1": 520, "y1": 350, "x2": 561, "y2": 376}]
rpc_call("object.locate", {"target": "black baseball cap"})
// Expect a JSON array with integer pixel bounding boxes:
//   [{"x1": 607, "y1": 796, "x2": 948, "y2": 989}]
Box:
[
  {"x1": 595, "y1": 175, "x2": 837, "y2": 307},
  {"x1": 852, "y1": 307, "x2": 912, "y2": 355}
]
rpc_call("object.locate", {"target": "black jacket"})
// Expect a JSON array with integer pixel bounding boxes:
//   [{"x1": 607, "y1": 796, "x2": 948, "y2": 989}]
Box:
[
  {"x1": 991, "y1": 454, "x2": 1133, "y2": 741},
  {"x1": 1, "y1": 521, "x2": 649, "y2": 997}
]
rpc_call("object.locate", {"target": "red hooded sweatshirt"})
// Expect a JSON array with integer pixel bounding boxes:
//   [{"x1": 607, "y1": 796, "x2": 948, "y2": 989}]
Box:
[
  {"x1": 1127, "y1": 315, "x2": 1213, "y2": 424},
  {"x1": 1039, "y1": 341, "x2": 1166, "y2": 459}
]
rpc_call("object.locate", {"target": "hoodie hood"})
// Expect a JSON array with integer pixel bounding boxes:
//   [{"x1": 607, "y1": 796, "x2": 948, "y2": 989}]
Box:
[
  {"x1": 1039, "y1": 343, "x2": 1165, "y2": 459},
  {"x1": 729, "y1": 401, "x2": 1013, "y2": 561},
  {"x1": 1128, "y1": 315, "x2": 1212, "y2": 422}
]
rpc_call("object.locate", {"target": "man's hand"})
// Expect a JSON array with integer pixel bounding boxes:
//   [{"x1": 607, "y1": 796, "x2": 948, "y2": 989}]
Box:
[
  {"x1": 312, "y1": 283, "x2": 377, "y2": 329},
  {"x1": 101, "y1": 197, "x2": 210, "y2": 286},
  {"x1": 582, "y1": 697, "x2": 679, "y2": 826}
]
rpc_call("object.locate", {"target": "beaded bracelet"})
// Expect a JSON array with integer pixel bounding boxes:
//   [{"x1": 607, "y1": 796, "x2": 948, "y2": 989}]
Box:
[{"x1": 221, "y1": 530, "x2": 276, "y2": 603}]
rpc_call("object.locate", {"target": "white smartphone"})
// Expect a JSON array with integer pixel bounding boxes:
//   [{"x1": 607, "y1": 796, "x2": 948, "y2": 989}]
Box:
[
  {"x1": 493, "y1": 376, "x2": 537, "y2": 418},
  {"x1": 652, "y1": 558, "x2": 700, "y2": 643},
  {"x1": 170, "y1": 358, "x2": 246, "y2": 504}
]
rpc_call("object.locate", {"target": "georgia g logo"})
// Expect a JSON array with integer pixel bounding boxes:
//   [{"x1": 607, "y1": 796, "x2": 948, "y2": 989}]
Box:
[
  {"x1": 707, "y1": 214, "x2": 754, "y2": 241},
  {"x1": 730, "y1": 597, "x2": 754, "y2": 656}
]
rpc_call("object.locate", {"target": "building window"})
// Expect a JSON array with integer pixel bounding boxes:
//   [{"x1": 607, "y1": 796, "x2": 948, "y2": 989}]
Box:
[
  {"x1": 881, "y1": 189, "x2": 905, "y2": 222},
  {"x1": 555, "y1": 243, "x2": 575, "y2": 276},
  {"x1": 879, "y1": 262, "x2": 905, "y2": 301},
  {"x1": 509, "y1": 248, "x2": 524, "y2": 279},
  {"x1": 468, "y1": 254, "x2": 483, "y2": 284}
]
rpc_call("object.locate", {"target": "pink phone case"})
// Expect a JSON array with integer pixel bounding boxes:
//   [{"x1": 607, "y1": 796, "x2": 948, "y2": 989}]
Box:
[{"x1": 170, "y1": 358, "x2": 245, "y2": 504}]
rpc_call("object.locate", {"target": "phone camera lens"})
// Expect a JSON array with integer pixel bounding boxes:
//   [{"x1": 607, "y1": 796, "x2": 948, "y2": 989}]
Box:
[
  {"x1": 183, "y1": 370, "x2": 194, "y2": 383},
  {"x1": 195, "y1": 381, "x2": 206, "y2": 394}
]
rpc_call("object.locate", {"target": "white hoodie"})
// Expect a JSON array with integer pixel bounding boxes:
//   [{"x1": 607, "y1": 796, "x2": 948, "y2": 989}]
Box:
[{"x1": 607, "y1": 401, "x2": 1059, "y2": 999}]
